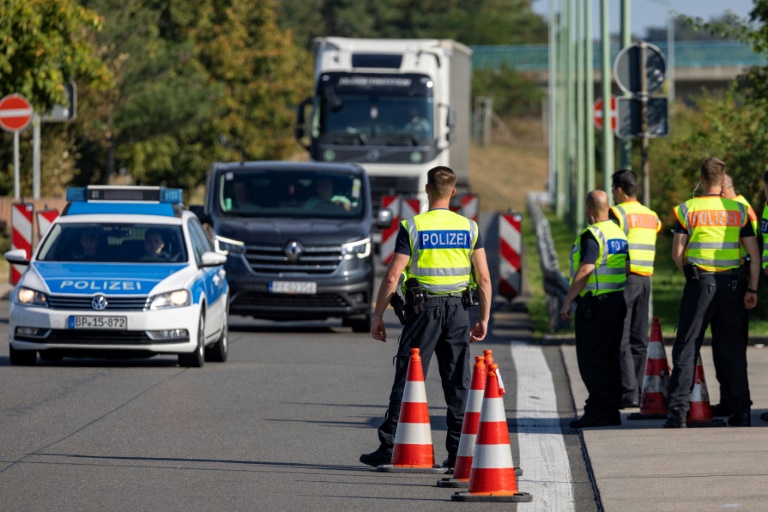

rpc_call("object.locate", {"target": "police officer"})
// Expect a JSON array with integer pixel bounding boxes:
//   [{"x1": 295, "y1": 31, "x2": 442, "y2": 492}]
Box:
[
  {"x1": 709, "y1": 173, "x2": 758, "y2": 417},
  {"x1": 665, "y1": 158, "x2": 759, "y2": 429},
  {"x1": 360, "y1": 165, "x2": 491, "y2": 468},
  {"x1": 561, "y1": 190, "x2": 629, "y2": 428},
  {"x1": 610, "y1": 170, "x2": 662, "y2": 409}
]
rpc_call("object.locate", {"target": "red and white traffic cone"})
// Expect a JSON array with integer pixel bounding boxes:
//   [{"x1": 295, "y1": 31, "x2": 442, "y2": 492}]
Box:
[
  {"x1": 629, "y1": 317, "x2": 671, "y2": 420},
  {"x1": 378, "y1": 348, "x2": 448, "y2": 473},
  {"x1": 452, "y1": 364, "x2": 532, "y2": 502},
  {"x1": 687, "y1": 355, "x2": 726, "y2": 428}
]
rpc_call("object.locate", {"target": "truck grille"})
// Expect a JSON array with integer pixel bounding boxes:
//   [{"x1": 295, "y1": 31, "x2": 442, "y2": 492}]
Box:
[
  {"x1": 244, "y1": 243, "x2": 342, "y2": 275},
  {"x1": 47, "y1": 296, "x2": 150, "y2": 311}
]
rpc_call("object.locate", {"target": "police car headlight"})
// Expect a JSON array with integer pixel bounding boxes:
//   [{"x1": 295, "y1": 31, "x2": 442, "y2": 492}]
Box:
[
  {"x1": 149, "y1": 289, "x2": 191, "y2": 310},
  {"x1": 341, "y1": 238, "x2": 371, "y2": 259},
  {"x1": 15, "y1": 287, "x2": 49, "y2": 307},
  {"x1": 214, "y1": 235, "x2": 245, "y2": 256}
]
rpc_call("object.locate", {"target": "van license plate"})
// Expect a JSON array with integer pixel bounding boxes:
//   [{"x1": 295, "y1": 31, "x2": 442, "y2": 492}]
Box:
[
  {"x1": 269, "y1": 281, "x2": 317, "y2": 294},
  {"x1": 69, "y1": 316, "x2": 127, "y2": 329}
]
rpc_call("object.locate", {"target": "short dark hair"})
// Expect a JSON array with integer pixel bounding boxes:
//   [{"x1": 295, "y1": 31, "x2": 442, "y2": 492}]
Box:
[
  {"x1": 611, "y1": 169, "x2": 638, "y2": 197},
  {"x1": 700, "y1": 157, "x2": 726, "y2": 187},
  {"x1": 427, "y1": 166, "x2": 457, "y2": 199}
]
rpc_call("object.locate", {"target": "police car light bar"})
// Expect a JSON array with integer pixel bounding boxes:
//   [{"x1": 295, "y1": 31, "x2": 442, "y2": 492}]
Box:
[{"x1": 66, "y1": 186, "x2": 183, "y2": 204}]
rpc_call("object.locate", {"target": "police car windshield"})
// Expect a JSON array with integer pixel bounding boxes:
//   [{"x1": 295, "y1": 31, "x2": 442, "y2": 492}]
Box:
[
  {"x1": 218, "y1": 169, "x2": 365, "y2": 219},
  {"x1": 37, "y1": 223, "x2": 188, "y2": 263}
]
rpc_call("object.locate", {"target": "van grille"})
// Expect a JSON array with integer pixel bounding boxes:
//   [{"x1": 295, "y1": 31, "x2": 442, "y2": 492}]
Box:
[{"x1": 244, "y1": 243, "x2": 342, "y2": 275}]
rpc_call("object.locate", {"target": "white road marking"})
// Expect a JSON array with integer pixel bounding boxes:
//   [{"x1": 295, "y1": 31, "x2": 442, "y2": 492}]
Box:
[{"x1": 512, "y1": 341, "x2": 576, "y2": 511}]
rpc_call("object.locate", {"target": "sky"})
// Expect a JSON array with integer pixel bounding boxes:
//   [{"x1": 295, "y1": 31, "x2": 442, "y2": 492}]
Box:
[{"x1": 532, "y1": 0, "x2": 756, "y2": 38}]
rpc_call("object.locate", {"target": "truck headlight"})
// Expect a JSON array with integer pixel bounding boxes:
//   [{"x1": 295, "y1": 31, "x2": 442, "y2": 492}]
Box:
[
  {"x1": 341, "y1": 238, "x2": 371, "y2": 259},
  {"x1": 214, "y1": 235, "x2": 245, "y2": 256},
  {"x1": 15, "y1": 287, "x2": 49, "y2": 307},
  {"x1": 149, "y1": 289, "x2": 191, "y2": 310}
]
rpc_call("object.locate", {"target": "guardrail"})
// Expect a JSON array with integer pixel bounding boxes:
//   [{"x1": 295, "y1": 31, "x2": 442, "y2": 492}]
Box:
[
  {"x1": 526, "y1": 192, "x2": 570, "y2": 333},
  {"x1": 471, "y1": 40, "x2": 768, "y2": 72}
]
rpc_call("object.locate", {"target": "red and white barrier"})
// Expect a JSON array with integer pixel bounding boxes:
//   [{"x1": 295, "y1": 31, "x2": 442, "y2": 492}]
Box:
[
  {"x1": 401, "y1": 198, "x2": 420, "y2": 222},
  {"x1": 380, "y1": 196, "x2": 401, "y2": 265},
  {"x1": 36, "y1": 209, "x2": 59, "y2": 241},
  {"x1": 10, "y1": 203, "x2": 33, "y2": 285},
  {"x1": 498, "y1": 212, "x2": 522, "y2": 300},
  {"x1": 449, "y1": 194, "x2": 479, "y2": 223}
]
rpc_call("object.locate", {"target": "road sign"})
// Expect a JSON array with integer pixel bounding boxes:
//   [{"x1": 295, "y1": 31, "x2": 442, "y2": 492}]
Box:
[
  {"x1": 42, "y1": 82, "x2": 77, "y2": 123},
  {"x1": 0, "y1": 94, "x2": 33, "y2": 133},
  {"x1": 593, "y1": 96, "x2": 617, "y2": 131},
  {"x1": 614, "y1": 42, "x2": 666, "y2": 95},
  {"x1": 615, "y1": 97, "x2": 669, "y2": 139}
]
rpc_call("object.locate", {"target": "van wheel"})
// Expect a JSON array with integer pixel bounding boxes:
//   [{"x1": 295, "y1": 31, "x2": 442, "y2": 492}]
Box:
[
  {"x1": 179, "y1": 312, "x2": 205, "y2": 368},
  {"x1": 10, "y1": 345, "x2": 37, "y2": 366},
  {"x1": 39, "y1": 351, "x2": 63, "y2": 362},
  {"x1": 205, "y1": 314, "x2": 228, "y2": 363},
  {"x1": 346, "y1": 315, "x2": 371, "y2": 333}
]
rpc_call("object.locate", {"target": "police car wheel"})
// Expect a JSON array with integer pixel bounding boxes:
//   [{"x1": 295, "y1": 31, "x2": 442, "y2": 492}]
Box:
[
  {"x1": 179, "y1": 312, "x2": 205, "y2": 368},
  {"x1": 9, "y1": 345, "x2": 37, "y2": 366},
  {"x1": 205, "y1": 314, "x2": 228, "y2": 363}
]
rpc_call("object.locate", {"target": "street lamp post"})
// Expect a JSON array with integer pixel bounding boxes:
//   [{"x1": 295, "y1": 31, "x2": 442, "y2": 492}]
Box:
[{"x1": 648, "y1": 0, "x2": 675, "y2": 102}]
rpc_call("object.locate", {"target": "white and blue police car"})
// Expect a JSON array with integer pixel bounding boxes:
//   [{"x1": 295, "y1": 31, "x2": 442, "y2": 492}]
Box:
[{"x1": 4, "y1": 186, "x2": 229, "y2": 367}]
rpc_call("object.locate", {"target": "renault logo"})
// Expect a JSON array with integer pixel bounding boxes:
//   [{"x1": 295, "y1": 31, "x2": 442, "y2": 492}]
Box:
[
  {"x1": 91, "y1": 295, "x2": 108, "y2": 310},
  {"x1": 285, "y1": 241, "x2": 303, "y2": 261}
]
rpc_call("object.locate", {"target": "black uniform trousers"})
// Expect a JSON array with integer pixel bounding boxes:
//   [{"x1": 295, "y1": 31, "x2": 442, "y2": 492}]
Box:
[
  {"x1": 575, "y1": 291, "x2": 626, "y2": 417},
  {"x1": 668, "y1": 272, "x2": 751, "y2": 415},
  {"x1": 619, "y1": 273, "x2": 651, "y2": 403},
  {"x1": 378, "y1": 295, "x2": 471, "y2": 457}
]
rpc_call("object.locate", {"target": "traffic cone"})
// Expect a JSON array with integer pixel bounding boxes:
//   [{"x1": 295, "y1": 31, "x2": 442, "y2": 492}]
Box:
[
  {"x1": 452, "y1": 364, "x2": 532, "y2": 503},
  {"x1": 378, "y1": 348, "x2": 448, "y2": 473},
  {"x1": 687, "y1": 354, "x2": 726, "y2": 428},
  {"x1": 483, "y1": 349, "x2": 494, "y2": 369},
  {"x1": 629, "y1": 317, "x2": 671, "y2": 420}
]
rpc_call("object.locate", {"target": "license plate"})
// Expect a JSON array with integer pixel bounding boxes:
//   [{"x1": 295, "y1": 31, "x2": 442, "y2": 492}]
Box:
[
  {"x1": 69, "y1": 316, "x2": 127, "y2": 330},
  {"x1": 269, "y1": 281, "x2": 317, "y2": 294}
]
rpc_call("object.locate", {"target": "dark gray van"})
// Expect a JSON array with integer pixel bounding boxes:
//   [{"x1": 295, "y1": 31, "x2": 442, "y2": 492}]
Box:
[{"x1": 192, "y1": 161, "x2": 389, "y2": 332}]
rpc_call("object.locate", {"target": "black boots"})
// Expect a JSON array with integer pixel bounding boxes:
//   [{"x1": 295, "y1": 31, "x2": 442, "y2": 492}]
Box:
[{"x1": 359, "y1": 445, "x2": 392, "y2": 467}]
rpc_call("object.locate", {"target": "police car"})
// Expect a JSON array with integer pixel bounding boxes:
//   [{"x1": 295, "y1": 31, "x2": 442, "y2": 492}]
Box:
[{"x1": 4, "y1": 186, "x2": 229, "y2": 367}]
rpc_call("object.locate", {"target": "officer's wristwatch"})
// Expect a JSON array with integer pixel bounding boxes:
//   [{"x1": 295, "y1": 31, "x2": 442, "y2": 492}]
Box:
[{"x1": 747, "y1": 288, "x2": 758, "y2": 294}]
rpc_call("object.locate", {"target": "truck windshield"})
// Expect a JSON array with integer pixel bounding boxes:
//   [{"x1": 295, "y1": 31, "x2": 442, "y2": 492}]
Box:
[
  {"x1": 217, "y1": 169, "x2": 365, "y2": 219},
  {"x1": 315, "y1": 73, "x2": 434, "y2": 145}
]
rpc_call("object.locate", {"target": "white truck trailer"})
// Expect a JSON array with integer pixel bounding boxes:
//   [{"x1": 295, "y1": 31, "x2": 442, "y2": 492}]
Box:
[{"x1": 296, "y1": 37, "x2": 472, "y2": 210}]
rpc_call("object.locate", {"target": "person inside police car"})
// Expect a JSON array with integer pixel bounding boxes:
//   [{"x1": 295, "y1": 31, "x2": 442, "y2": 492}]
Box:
[
  {"x1": 360, "y1": 165, "x2": 491, "y2": 469},
  {"x1": 73, "y1": 229, "x2": 102, "y2": 261},
  {"x1": 142, "y1": 229, "x2": 170, "y2": 260}
]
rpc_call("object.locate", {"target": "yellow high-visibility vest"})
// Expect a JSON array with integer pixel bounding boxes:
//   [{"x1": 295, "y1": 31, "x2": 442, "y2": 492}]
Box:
[
  {"x1": 733, "y1": 195, "x2": 757, "y2": 259},
  {"x1": 403, "y1": 209, "x2": 478, "y2": 294},
  {"x1": 611, "y1": 200, "x2": 661, "y2": 276},
  {"x1": 569, "y1": 219, "x2": 628, "y2": 297},
  {"x1": 761, "y1": 202, "x2": 768, "y2": 269},
  {"x1": 673, "y1": 196, "x2": 746, "y2": 272}
]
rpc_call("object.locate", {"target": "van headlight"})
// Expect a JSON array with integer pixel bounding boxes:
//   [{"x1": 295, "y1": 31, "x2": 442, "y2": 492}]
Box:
[
  {"x1": 149, "y1": 289, "x2": 191, "y2": 310},
  {"x1": 214, "y1": 235, "x2": 245, "y2": 255},
  {"x1": 15, "y1": 287, "x2": 49, "y2": 307},
  {"x1": 341, "y1": 238, "x2": 371, "y2": 259}
]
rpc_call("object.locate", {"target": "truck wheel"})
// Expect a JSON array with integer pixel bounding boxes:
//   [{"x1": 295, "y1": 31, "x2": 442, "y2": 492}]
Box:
[
  {"x1": 346, "y1": 315, "x2": 371, "y2": 333},
  {"x1": 9, "y1": 345, "x2": 37, "y2": 366},
  {"x1": 179, "y1": 312, "x2": 205, "y2": 368}
]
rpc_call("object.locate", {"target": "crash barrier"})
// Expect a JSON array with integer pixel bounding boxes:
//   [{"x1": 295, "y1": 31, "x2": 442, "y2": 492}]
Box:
[
  {"x1": 379, "y1": 195, "x2": 401, "y2": 265},
  {"x1": 450, "y1": 193, "x2": 479, "y2": 223},
  {"x1": 36, "y1": 209, "x2": 59, "y2": 240},
  {"x1": 526, "y1": 192, "x2": 569, "y2": 332},
  {"x1": 498, "y1": 211, "x2": 522, "y2": 300},
  {"x1": 10, "y1": 203, "x2": 33, "y2": 285},
  {"x1": 0, "y1": 197, "x2": 67, "y2": 236}
]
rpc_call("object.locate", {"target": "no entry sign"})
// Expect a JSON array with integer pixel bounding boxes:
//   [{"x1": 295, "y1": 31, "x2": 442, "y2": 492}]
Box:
[
  {"x1": 593, "y1": 96, "x2": 617, "y2": 131},
  {"x1": 0, "y1": 94, "x2": 33, "y2": 132}
]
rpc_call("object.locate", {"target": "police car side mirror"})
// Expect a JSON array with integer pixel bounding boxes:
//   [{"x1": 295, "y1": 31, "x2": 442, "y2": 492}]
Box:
[
  {"x1": 189, "y1": 205, "x2": 211, "y2": 225},
  {"x1": 4, "y1": 249, "x2": 29, "y2": 266},
  {"x1": 200, "y1": 251, "x2": 227, "y2": 268},
  {"x1": 376, "y1": 208, "x2": 393, "y2": 229}
]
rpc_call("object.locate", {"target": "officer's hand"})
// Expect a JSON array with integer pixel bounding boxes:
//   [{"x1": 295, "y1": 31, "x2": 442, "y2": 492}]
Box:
[
  {"x1": 371, "y1": 316, "x2": 387, "y2": 342},
  {"x1": 560, "y1": 300, "x2": 572, "y2": 321},
  {"x1": 470, "y1": 320, "x2": 487, "y2": 343},
  {"x1": 745, "y1": 292, "x2": 758, "y2": 310}
]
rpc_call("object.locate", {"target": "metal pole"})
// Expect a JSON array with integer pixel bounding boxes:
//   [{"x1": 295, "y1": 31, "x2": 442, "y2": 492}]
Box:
[
  {"x1": 33, "y1": 113, "x2": 41, "y2": 199},
  {"x1": 566, "y1": 0, "x2": 576, "y2": 221},
  {"x1": 601, "y1": 0, "x2": 614, "y2": 191},
  {"x1": 618, "y1": 0, "x2": 632, "y2": 172},
  {"x1": 586, "y1": 0, "x2": 596, "y2": 192},
  {"x1": 556, "y1": 4, "x2": 567, "y2": 217},
  {"x1": 640, "y1": 42, "x2": 650, "y2": 207},
  {"x1": 548, "y1": 0, "x2": 558, "y2": 205},
  {"x1": 668, "y1": 5, "x2": 675, "y2": 102},
  {"x1": 576, "y1": 0, "x2": 585, "y2": 228},
  {"x1": 14, "y1": 131, "x2": 20, "y2": 200}
]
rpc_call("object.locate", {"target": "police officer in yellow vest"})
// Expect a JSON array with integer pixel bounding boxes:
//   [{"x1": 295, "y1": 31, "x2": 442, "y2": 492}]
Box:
[
  {"x1": 707, "y1": 173, "x2": 759, "y2": 418},
  {"x1": 360, "y1": 166, "x2": 492, "y2": 468},
  {"x1": 561, "y1": 190, "x2": 629, "y2": 428},
  {"x1": 666, "y1": 158, "x2": 759, "y2": 428},
  {"x1": 609, "y1": 170, "x2": 662, "y2": 409}
]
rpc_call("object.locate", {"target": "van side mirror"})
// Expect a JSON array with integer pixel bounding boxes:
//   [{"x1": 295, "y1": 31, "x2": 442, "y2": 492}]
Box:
[
  {"x1": 376, "y1": 208, "x2": 393, "y2": 229},
  {"x1": 295, "y1": 97, "x2": 312, "y2": 151},
  {"x1": 189, "y1": 205, "x2": 211, "y2": 225}
]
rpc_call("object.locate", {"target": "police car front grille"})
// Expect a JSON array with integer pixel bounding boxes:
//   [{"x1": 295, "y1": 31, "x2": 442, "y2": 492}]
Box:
[
  {"x1": 34, "y1": 330, "x2": 155, "y2": 344},
  {"x1": 47, "y1": 296, "x2": 150, "y2": 311},
  {"x1": 244, "y1": 244, "x2": 342, "y2": 275}
]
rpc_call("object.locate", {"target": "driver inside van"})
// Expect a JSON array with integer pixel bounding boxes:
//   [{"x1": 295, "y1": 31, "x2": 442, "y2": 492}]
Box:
[{"x1": 304, "y1": 177, "x2": 351, "y2": 211}]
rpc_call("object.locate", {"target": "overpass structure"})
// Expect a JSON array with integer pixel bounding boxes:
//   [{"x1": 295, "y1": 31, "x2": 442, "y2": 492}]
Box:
[{"x1": 471, "y1": 40, "x2": 766, "y2": 98}]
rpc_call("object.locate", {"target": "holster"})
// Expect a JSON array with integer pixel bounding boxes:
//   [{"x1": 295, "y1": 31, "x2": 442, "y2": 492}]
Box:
[
  {"x1": 404, "y1": 278, "x2": 425, "y2": 320},
  {"x1": 462, "y1": 287, "x2": 479, "y2": 308},
  {"x1": 683, "y1": 264, "x2": 700, "y2": 283},
  {"x1": 389, "y1": 293, "x2": 409, "y2": 326},
  {"x1": 576, "y1": 291, "x2": 595, "y2": 319}
]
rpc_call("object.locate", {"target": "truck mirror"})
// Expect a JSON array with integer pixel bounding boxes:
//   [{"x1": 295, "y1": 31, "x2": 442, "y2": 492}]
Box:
[
  {"x1": 446, "y1": 107, "x2": 456, "y2": 144},
  {"x1": 295, "y1": 97, "x2": 312, "y2": 150},
  {"x1": 376, "y1": 208, "x2": 393, "y2": 229}
]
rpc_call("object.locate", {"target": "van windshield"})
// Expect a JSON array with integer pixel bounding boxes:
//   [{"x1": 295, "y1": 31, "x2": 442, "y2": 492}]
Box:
[{"x1": 217, "y1": 169, "x2": 365, "y2": 219}]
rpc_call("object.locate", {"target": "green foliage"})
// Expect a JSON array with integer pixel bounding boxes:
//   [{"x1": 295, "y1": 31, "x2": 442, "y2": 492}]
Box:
[{"x1": 473, "y1": 66, "x2": 545, "y2": 117}]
